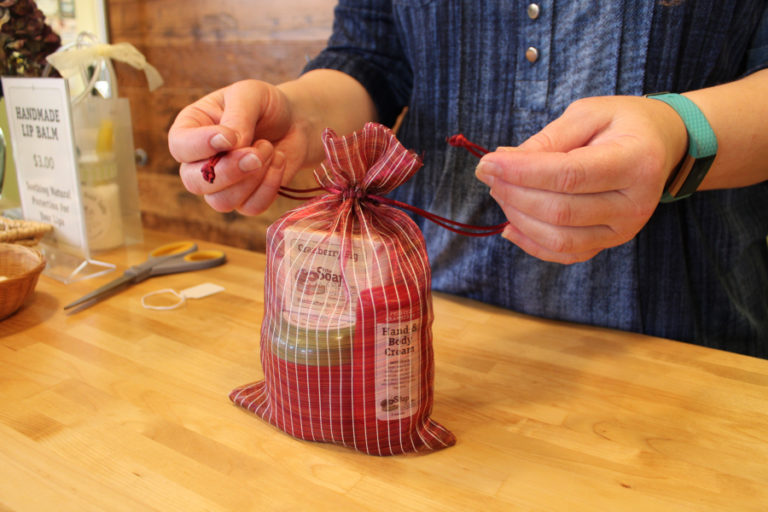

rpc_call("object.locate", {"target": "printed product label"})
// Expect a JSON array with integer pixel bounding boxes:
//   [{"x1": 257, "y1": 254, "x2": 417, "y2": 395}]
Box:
[
  {"x1": 81, "y1": 183, "x2": 123, "y2": 250},
  {"x1": 281, "y1": 226, "x2": 390, "y2": 324},
  {"x1": 375, "y1": 319, "x2": 421, "y2": 421}
]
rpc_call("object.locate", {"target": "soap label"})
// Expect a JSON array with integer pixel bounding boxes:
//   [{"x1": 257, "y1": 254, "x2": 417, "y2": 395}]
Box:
[{"x1": 281, "y1": 225, "x2": 390, "y2": 325}]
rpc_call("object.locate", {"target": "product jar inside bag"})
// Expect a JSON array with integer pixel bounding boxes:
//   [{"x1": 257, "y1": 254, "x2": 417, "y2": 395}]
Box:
[{"x1": 230, "y1": 122, "x2": 456, "y2": 455}]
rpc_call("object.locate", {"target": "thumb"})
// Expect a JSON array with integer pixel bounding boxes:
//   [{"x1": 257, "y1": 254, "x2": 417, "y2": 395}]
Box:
[
  {"x1": 218, "y1": 80, "x2": 271, "y2": 149},
  {"x1": 518, "y1": 100, "x2": 611, "y2": 153}
]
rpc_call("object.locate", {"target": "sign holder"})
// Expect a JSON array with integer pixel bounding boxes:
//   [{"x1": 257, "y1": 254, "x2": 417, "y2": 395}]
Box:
[{"x1": 1, "y1": 76, "x2": 115, "y2": 283}]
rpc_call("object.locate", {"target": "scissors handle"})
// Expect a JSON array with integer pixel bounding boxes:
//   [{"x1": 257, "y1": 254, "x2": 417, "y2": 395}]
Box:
[
  {"x1": 124, "y1": 241, "x2": 198, "y2": 283},
  {"x1": 149, "y1": 241, "x2": 197, "y2": 258},
  {"x1": 148, "y1": 249, "x2": 226, "y2": 277}
]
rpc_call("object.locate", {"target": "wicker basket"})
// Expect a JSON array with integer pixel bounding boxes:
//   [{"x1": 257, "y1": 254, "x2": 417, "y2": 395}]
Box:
[
  {"x1": 0, "y1": 217, "x2": 53, "y2": 246},
  {"x1": 0, "y1": 243, "x2": 46, "y2": 321}
]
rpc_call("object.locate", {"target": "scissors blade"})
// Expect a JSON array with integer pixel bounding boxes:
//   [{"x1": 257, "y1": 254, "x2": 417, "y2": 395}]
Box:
[
  {"x1": 149, "y1": 250, "x2": 227, "y2": 276},
  {"x1": 63, "y1": 274, "x2": 134, "y2": 310}
]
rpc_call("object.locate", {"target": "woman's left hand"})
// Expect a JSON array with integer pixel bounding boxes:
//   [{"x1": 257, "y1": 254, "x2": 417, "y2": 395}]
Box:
[{"x1": 475, "y1": 95, "x2": 688, "y2": 264}]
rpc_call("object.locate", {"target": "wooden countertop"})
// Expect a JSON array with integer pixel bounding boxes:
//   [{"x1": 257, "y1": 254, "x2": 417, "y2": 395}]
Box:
[{"x1": 1, "y1": 230, "x2": 767, "y2": 511}]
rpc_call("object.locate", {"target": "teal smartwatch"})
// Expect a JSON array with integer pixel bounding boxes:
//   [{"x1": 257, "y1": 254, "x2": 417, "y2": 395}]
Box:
[{"x1": 646, "y1": 92, "x2": 718, "y2": 202}]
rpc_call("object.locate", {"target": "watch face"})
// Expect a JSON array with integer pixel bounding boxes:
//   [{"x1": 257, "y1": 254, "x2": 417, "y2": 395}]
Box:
[
  {"x1": 677, "y1": 154, "x2": 716, "y2": 198},
  {"x1": 667, "y1": 154, "x2": 696, "y2": 198}
]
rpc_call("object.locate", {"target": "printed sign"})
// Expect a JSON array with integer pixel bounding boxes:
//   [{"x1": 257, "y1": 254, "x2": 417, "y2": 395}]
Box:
[{"x1": 2, "y1": 77, "x2": 88, "y2": 255}]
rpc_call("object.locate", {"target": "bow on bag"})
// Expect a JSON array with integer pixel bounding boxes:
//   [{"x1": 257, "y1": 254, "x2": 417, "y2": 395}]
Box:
[{"x1": 46, "y1": 41, "x2": 164, "y2": 92}]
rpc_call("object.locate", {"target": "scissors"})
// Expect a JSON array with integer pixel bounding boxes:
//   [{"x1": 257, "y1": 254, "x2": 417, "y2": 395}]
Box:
[{"x1": 64, "y1": 241, "x2": 226, "y2": 312}]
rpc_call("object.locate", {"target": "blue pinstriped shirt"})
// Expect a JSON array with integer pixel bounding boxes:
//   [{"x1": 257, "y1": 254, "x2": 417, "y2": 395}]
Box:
[{"x1": 305, "y1": 1, "x2": 768, "y2": 357}]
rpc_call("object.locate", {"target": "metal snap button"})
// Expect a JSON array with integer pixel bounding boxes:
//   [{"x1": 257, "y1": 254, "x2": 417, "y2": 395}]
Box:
[
  {"x1": 525, "y1": 46, "x2": 539, "y2": 63},
  {"x1": 527, "y1": 3, "x2": 541, "y2": 20}
]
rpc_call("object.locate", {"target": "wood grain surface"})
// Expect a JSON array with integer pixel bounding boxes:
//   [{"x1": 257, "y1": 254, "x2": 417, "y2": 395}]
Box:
[{"x1": 1, "y1": 230, "x2": 767, "y2": 511}]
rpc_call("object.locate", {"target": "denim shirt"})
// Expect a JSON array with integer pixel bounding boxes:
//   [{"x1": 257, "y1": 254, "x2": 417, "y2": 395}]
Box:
[{"x1": 305, "y1": 1, "x2": 768, "y2": 356}]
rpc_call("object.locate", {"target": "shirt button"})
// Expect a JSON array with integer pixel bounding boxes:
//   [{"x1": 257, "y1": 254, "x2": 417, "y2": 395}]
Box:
[
  {"x1": 527, "y1": 3, "x2": 541, "y2": 20},
  {"x1": 525, "y1": 46, "x2": 539, "y2": 63}
]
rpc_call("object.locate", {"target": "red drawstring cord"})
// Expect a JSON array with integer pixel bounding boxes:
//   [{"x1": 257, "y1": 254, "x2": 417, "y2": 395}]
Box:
[
  {"x1": 272, "y1": 186, "x2": 508, "y2": 237},
  {"x1": 201, "y1": 134, "x2": 508, "y2": 237},
  {"x1": 201, "y1": 152, "x2": 224, "y2": 184},
  {"x1": 203, "y1": 134, "x2": 489, "y2": 184},
  {"x1": 277, "y1": 185, "x2": 326, "y2": 201},
  {"x1": 446, "y1": 134, "x2": 491, "y2": 157},
  {"x1": 366, "y1": 194, "x2": 508, "y2": 237}
]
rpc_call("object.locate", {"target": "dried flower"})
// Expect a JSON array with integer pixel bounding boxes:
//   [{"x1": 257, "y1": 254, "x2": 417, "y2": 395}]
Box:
[{"x1": 0, "y1": 0, "x2": 61, "y2": 95}]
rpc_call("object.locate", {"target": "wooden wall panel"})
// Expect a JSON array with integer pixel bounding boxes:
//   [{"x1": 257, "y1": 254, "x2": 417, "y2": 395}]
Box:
[
  {"x1": 108, "y1": 0, "x2": 335, "y2": 42},
  {"x1": 105, "y1": 0, "x2": 336, "y2": 251}
]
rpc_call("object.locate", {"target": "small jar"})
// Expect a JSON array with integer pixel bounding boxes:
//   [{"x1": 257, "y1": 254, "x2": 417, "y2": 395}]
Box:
[
  {"x1": 265, "y1": 315, "x2": 356, "y2": 441},
  {"x1": 78, "y1": 150, "x2": 123, "y2": 251},
  {"x1": 270, "y1": 316, "x2": 353, "y2": 366}
]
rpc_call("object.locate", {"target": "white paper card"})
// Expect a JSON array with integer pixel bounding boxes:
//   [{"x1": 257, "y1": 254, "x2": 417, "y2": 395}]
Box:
[
  {"x1": 1, "y1": 77, "x2": 87, "y2": 255},
  {"x1": 181, "y1": 283, "x2": 225, "y2": 299}
]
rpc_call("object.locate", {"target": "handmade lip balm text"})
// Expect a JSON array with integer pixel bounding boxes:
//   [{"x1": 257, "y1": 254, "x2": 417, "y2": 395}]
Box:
[{"x1": 15, "y1": 106, "x2": 61, "y2": 141}]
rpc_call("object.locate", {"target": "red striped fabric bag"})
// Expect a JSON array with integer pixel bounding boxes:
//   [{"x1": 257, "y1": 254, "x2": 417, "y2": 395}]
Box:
[{"x1": 230, "y1": 122, "x2": 456, "y2": 455}]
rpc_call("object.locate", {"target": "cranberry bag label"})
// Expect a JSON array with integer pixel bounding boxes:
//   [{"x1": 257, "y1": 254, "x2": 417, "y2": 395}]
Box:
[{"x1": 281, "y1": 223, "x2": 389, "y2": 326}]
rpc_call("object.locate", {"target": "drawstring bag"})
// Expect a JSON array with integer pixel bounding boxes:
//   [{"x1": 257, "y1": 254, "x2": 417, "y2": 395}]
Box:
[{"x1": 230, "y1": 122, "x2": 457, "y2": 455}]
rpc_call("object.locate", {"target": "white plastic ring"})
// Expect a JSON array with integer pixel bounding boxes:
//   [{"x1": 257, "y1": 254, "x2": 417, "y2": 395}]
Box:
[{"x1": 141, "y1": 288, "x2": 185, "y2": 311}]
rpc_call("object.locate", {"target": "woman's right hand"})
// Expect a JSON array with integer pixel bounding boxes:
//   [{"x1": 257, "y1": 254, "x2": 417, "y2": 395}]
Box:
[{"x1": 168, "y1": 79, "x2": 311, "y2": 215}]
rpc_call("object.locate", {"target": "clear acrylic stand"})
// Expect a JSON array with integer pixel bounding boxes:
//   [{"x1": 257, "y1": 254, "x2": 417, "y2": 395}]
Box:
[{"x1": 40, "y1": 241, "x2": 115, "y2": 284}]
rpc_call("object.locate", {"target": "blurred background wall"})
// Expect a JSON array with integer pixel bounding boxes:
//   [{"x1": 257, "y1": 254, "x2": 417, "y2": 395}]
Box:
[{"x1": 46, "y1": 0, "x2": 337, "y2": 250}]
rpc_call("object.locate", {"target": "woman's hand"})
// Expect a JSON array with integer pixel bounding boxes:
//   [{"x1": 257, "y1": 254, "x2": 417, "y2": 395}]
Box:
[
  {"x1": 475, "y1": 95, "x2": 688, "y2": 264},
  {"x1": 168, "y1": 79, "x2": 311, "y2": 215},
  {"x1": 169, "y1": 70, "x2": 378, "y2": 215}
]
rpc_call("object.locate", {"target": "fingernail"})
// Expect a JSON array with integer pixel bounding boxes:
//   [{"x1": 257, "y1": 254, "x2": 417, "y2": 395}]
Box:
[
  {"x1": 496, "y1": 146, "x2": 519, "y2": 152},
  {"x1": 210, "y1": 133, "x2": 233, "y2": 150},
  {"x1": 475, "y1": 160, "x2": 498, "y2": 186},
  {"x1": 238, "y1": 153, "x2": 261, "y2": 172}
]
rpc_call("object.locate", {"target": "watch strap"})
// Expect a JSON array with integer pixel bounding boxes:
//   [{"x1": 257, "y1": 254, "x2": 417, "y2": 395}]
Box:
[{"x1": 646, "y1": 92, "x2": 718, "y2": 202}]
